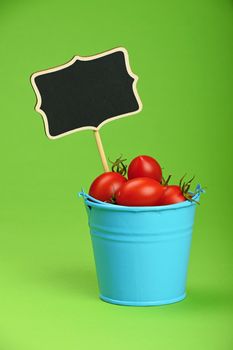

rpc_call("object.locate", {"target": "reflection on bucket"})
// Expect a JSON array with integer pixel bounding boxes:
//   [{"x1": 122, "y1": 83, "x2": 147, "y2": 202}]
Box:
[{"x1": 79, "y1": 188, "x2": 202, "y2": 306}]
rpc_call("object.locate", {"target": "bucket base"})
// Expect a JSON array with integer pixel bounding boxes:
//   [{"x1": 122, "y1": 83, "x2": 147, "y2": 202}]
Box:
[{"x1": 99, "y1": 293, "x2": 186, "y2": 306}]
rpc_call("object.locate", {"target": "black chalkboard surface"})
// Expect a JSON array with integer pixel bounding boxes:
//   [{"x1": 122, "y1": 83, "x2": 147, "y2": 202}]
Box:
[{"x1": 31, "y1": 47, "x2": 142, "y2": 139}]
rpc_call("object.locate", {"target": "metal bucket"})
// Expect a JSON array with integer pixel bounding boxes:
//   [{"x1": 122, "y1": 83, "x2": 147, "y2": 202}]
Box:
[{"x1": 79, "y1": 189, "x2": 201, "y2": 306}]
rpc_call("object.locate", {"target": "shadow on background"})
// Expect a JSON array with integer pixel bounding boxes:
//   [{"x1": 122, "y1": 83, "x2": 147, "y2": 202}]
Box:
[
  {"x1": 177, "y1": 286, "x2": 233, "y2": 314},
  {"x1": 41, "y1": 266, "x2": 98, "y2": 299}
]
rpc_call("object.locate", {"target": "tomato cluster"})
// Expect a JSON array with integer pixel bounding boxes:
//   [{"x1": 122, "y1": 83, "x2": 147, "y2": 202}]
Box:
[{"x1": 89, "y1": 155, "x2": 196, "y2": 206}]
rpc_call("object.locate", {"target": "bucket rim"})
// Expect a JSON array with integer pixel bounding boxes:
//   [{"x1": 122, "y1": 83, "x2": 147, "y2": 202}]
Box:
[{"x1": 79, "y1": 190, "x2": 201, "y2": 212}]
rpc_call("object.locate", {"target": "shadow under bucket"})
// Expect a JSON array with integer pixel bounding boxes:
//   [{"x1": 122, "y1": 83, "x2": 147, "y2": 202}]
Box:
[{"x1": 79, "y1": 189, "x2": 201, "y2": 306}]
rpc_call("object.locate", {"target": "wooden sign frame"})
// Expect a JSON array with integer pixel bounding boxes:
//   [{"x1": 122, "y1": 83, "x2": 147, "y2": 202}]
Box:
[{"x1": 30, "y1": 47, "x2": 143, "y2": 140}]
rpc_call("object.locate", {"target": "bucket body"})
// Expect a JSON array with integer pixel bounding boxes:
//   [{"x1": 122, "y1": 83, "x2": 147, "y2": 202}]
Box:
[{"x1": 82, "y1": 193, "x2": 199, "y2": 306}]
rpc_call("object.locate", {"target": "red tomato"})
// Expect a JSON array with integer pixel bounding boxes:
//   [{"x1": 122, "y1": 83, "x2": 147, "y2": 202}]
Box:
[
  {"x1": 159, "y1": 185, "x2": 186, "y2": 205},
  {"x1": 128, "y1": 155, "x2": 162, "y2": 182},
  {"x1": 89, "y1": 172, "x2": 127, "y2": 202},
  {"x1": 115, "y1": 177, "x2": 164, "y2": 206}
]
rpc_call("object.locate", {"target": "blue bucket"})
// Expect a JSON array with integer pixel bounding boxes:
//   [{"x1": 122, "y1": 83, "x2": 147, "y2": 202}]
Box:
[{"x1": 79, "y1": 187, "x2": 202, "y2": 306}]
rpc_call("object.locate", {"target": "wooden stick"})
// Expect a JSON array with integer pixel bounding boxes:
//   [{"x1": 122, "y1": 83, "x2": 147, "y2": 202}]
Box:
[{"x1": 93, "y1": 130, "x2": 109, "y2": 172}]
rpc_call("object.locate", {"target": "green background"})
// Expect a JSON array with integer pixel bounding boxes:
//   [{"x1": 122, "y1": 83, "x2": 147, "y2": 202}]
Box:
[{"x1": 0, "y1": 0, "x2": 232, "y2": 349}]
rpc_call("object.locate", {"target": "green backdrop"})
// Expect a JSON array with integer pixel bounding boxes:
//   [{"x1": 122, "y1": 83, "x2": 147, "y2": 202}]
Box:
[{"x1": 0, "y1": 0, "x2": 232, "y2": 349}]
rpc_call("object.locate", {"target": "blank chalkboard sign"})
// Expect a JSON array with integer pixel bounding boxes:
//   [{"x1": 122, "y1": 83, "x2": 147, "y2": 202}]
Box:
[
  {"x1": 31, "y1": 47, "x2": 142, "y2": 171},
  {"x1": 31, "y1": 47, "x2": 142, "y2": 139}
]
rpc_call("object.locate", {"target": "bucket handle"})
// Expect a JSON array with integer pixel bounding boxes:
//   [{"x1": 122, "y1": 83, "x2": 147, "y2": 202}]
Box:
[
  {"x1": 79, "y1": 184, "x2": 205, "y2": 212},
  {"x1": 79, "y1": 185, "x2": 205, "y2": 201},
  {"x1": 78, "y1": 189, "x2": 111, "y2": 206},
  {"x1": 195, "y1": 184, "x2": 205, "y2": 194}
]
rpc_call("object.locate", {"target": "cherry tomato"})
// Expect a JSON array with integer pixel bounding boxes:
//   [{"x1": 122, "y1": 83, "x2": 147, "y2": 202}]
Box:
[
  {"x1": 128, "y1": 155, "x2": 162, "y2": 182},
  {"x1": 115, "y1": 177, "x2": 164, "y2": 206},
  {"x1": 89, "y1": 172, "x2": 127, "y2": 202},
  {"x1": 159, "y1": 185, "x2": 186, "y2": 205}
]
